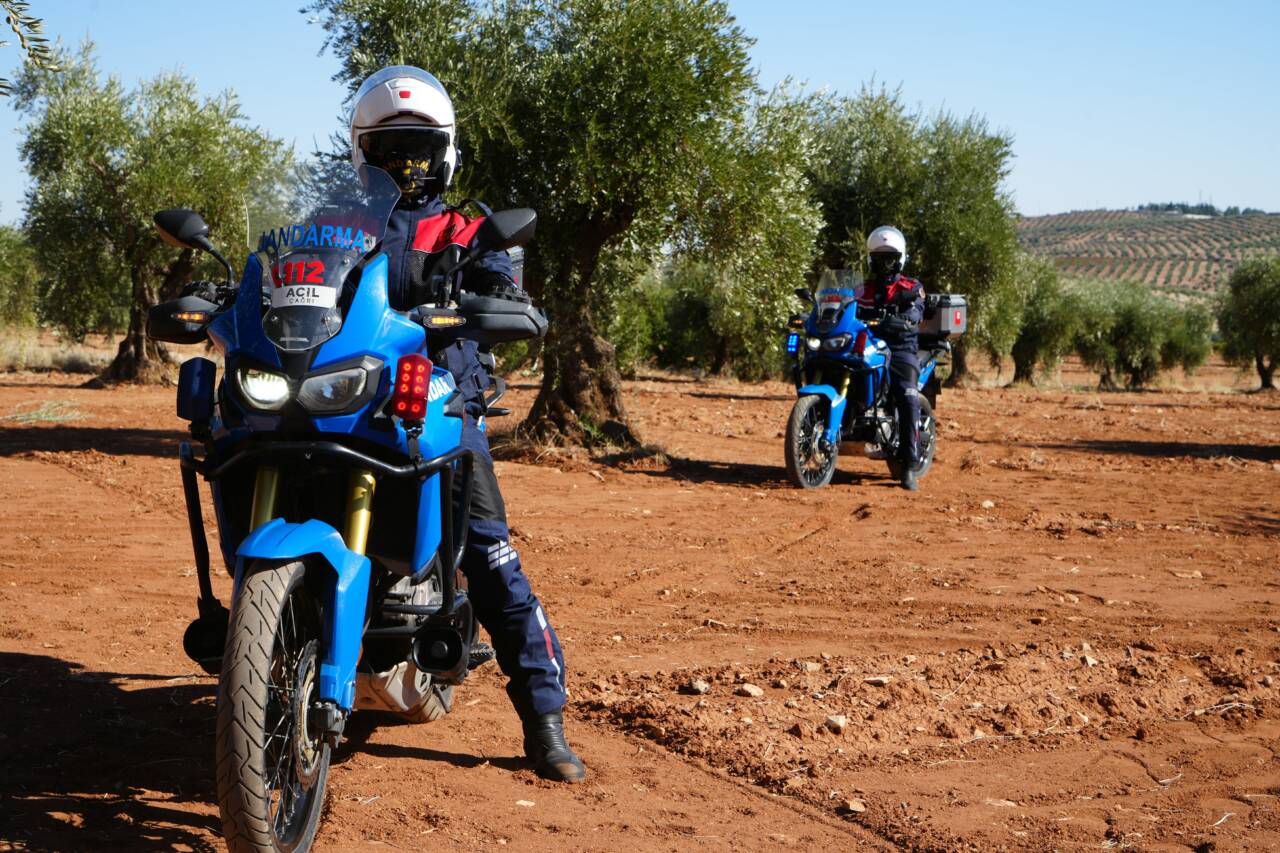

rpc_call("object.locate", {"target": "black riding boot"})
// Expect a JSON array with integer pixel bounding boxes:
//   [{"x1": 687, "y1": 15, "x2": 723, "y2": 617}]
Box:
[{"x1": 520, "y1": 710, "x2": 587, "y2": 782}]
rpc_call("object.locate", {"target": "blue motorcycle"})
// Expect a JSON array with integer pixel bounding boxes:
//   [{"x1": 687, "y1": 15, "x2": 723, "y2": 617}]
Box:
[
  {"x1": 782, "y1": 270, "x2": 965, "y2": 489},
  {"x1": 146, "y1": 166, "x2": 545, "y2": 851}
]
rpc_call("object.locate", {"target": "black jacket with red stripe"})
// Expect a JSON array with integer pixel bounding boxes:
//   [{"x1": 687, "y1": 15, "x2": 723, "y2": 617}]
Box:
[
  {"x1": 858, "y1": 273, "x2": 925, "y2": 351},
  {"x1": 383, "y1": 194, "x2": 516, "y2": 416}
]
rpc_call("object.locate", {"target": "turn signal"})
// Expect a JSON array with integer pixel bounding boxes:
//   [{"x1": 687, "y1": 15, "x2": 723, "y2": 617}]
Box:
[
  {"x1": 391, "y1": 354, "x2": 432, "y2": 421},
  {"x1": 173, "y1": 311, "x2": 211, "y2": 323}
]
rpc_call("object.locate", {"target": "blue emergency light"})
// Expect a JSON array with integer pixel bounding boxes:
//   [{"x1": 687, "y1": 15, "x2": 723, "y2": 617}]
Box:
[{"x1": 785, "y1": 333, "x2": 800, "y2": 354}]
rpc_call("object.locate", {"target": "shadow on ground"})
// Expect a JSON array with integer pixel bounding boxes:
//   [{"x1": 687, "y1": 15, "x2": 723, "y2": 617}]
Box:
[
  {"x1": 0, "y1": 426, "x2": 185, "y2": 458},
  {"x1": 1010, "y1": 438, "x2": 1280, "y2": 463},
  {"x1": 620, "y1": 455, "x2": 879, "y2": 489},
  {"x1": 0, "y1": 653, "x2": 221, "y2": 851},
  {"x1": 337, "y1": 713, "x2": 527, "y2": 772}
]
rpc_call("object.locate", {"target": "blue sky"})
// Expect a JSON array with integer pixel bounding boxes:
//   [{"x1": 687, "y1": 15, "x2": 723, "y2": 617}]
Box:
[{"x1": 2, "y1": 0, "x2": 1277, "y2": 223}]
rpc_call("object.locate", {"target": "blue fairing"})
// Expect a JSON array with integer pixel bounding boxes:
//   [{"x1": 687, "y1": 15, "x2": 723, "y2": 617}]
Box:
[
  {"x1": 202, "y1": 230, "x2": 465, "y2": 710},
  {"x1": 235, "y1": 518, "x2": 371, "y2": 709},
  {"x1": 207, "y1": 254, "x2": 281, "y2": 368},
  {"x1": 919, "y1": 358, "x2": 936, "y2": 388}
]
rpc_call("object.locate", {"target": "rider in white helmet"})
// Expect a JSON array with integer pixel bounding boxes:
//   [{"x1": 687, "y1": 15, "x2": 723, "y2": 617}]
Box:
[
  {"x1": 858, "y1": 226, "x2": 926, "y2": 490},
  {"x1": 351, "y1": 66, "x2": 585, "y2": 782}
]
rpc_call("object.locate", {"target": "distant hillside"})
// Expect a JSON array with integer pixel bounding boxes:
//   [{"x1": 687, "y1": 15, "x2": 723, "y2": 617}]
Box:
[{"x1": 1017, "y1": 209, "x2": 1280, "y2": 295}]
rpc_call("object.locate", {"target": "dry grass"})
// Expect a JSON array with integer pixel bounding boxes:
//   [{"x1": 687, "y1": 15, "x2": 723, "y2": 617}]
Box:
[{"x1": 0, "y1": 327, "x2": 112, "y2": 374}]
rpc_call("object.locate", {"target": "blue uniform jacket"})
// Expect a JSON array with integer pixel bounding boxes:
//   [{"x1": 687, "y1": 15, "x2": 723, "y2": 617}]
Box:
[{"x1": 382, "y1": 195, "x2": 515, "y2": 414}]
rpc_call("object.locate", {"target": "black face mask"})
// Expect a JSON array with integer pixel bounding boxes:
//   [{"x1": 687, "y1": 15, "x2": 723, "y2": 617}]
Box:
[
  {"x1": 869, "y1": 252, "x2": 902, "y2": 283},
  {"x1": 380, "y1": 157, "x2": 434, "y2": 199},
  {"x1": 360, "y1": 128, "x2": 449, "y2": 200}
]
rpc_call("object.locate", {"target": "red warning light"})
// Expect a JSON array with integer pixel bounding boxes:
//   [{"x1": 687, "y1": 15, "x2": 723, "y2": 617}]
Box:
[{"x1": 391, "y1": 354, "x2": 432, "y2": 421}]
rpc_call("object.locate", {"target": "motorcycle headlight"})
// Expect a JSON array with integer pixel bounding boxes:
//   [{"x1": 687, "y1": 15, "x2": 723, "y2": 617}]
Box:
[
  {"x1": 236, "y1": 367, "x2": 289, "y2": 411},
  {"x1": 805, "y1": 337, "x2": 821, "y2": 351},
  {"x1": 822, "y1": 333, "x2": 852, "y2": 352},
  {"x1": 297, "y1": 356, "x2": 382, "y2": 414},
  {"x1": 298, "y1": 366, "x2": 368, "y2": 413}
]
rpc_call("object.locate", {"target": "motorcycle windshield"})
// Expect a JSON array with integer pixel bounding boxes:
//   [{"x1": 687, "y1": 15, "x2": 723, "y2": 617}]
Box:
[
  {"x1": 246, "y1": 166, "x2": 402, "y2": 352},
  {"x1": 815, "y1": 269, "x2": 864, "y2": 307}
]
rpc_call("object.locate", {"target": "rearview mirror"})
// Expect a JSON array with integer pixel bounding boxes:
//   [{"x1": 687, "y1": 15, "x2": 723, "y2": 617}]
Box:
[
  {"x1": 477, "y1": 208, "x2": 537, "y2": 254},
  {"x1": 154, "y1": 208, "x2": 235, "y2": 283},
  {"x1": 794, "y1": 288, "x2": 813, "y2": 303},
  {"x1": 154, "y1": 208, "x2": 214, "y2": 252},
  {"x1": 147, "y1": 294, "x2": 220, "y2": 345}
]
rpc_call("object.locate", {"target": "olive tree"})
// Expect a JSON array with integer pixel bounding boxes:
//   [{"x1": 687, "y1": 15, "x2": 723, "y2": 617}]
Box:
[
  {"x1": 808, "y1": 87, "x2": 1020, "y2": 380},
  {"x1": 1, "y1": 0, "x2": 58, "y2": 96},
  {"x1": 666, "y1": 86, "x2": 824, "y2": 379},
  {"x1": 1218, "y1": 256, "x2": 1280, "y2": 389},
  {"x1": 0, "y1": 225, "x2": 38, "y2": 325},
  {"x1": 1071, "y1": 280, "x2": 1211, "y2": 390},
  {"x1": 1008, "y1": 254, "x2": 1079, "y2": 384},
  {"x1": 311, "y1": 0, "x2": 755, "y2": 446},
  {"x1": 13, "y1": 44, "x2": 288, "y2": 381}
]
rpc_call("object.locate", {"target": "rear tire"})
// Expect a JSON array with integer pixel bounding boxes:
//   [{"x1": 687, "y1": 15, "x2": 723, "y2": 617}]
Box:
[
  {"x1": 786, "y1": 395, "x2": 837, "y2": 489},
  {"x1": 216, "y1": 560, "x2": 329, "y2": 853},
  {"x1": 400, "y1": 681, "x2": 454, "y2": 723},
  {"x1": 886, "y1": 397, "x2": 937, "y2": 482}
]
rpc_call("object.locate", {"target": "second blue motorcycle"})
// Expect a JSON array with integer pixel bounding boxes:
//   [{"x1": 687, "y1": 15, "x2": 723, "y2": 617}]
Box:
[{"x1": 783, "y1": 270, "x2": 966, "y2": 489}]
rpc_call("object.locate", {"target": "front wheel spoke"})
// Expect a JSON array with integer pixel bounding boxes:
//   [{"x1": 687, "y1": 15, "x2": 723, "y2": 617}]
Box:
[
  {"x1": 272, "y1": 754, "x2": 296, "y2": 834},
  {"x1": 267, "y1": 709, "x2": 293, "y2": 748},
  {"x1": 270, "y1": 720, "x2": 294, "y2": 792}
]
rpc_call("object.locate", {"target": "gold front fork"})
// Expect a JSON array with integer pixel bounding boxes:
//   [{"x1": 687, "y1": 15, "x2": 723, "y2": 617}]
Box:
[
  {"x1": 343, "y1": 469, "x2": 376, "y2": 556},
  {"x1": 250, "y1": 466, "x2": 279, "y2": 530},
  {"x1": 838, "y1": 373, "x2": 851, "y2": 399}
]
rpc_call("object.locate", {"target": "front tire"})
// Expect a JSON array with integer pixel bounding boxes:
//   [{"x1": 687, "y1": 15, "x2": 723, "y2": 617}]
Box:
[
  {"x1": 786, "y1": 395, "x2": 837, "y2": 489},
  {"x1": 216, "y1": 560, "x2": 329, "y2": 853}
]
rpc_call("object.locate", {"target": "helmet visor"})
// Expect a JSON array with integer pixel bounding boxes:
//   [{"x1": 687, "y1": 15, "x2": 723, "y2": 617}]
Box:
[
  {"x1": 360, "y1": 127, "x2": 449, "y2": 166},
  {"x1": 869, "y1": 252, "x2": 902, "y2": 278}
]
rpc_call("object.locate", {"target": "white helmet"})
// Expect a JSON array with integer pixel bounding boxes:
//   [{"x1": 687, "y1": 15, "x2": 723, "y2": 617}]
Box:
[
  {"x1": 350, "y1": 65, "x2": 458, "y2": 195},
  {"x1": 866, "y1": 225, "x2": 908, "y2": 265}
]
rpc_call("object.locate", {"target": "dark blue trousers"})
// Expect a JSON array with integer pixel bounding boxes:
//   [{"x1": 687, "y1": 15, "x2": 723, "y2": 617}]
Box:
[
  {"x1": 887, "y1": 347, "x2": 920, "y2": 466},
  {"x1": 458, "y1": 420, "x2": 567, "y2": 716}
]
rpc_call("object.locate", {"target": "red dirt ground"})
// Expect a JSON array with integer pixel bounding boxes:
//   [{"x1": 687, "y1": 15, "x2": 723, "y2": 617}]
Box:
[{"x1": 0, "y1": 358, "x2": 1277, "y2": 851}]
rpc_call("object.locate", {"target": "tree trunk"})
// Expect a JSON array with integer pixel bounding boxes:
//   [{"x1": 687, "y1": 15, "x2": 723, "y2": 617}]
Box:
[
  {"x1": 1010, "y1": 357, "x2": 1036, "y2": 385},
  {"x1": 100, "y1": 253, "x2": 193, "y2": 384},
  {"x1": 523, "y1": 218, "x2": 639, "y2": 448},
  {"x1": 1256, "y1": 353, "x2": 1275, "y2": 390},
  {"x1": 945, "y1": 338, "x2": 969, "y2": 387},
  {"x1": 710, "y1": 336, "x2": 729, "y2": 375}
]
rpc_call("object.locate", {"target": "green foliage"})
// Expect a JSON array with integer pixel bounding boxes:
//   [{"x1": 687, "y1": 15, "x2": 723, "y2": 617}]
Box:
[
  {"x1": 13, "y1": 43, "x2": 288, "y2": 370},
  {"x1": 313, "y1": 0, "x2": 759, "y2": 441},
  {"x1": 1068, "y1": 279, "x2": 1211, "y2": 389},
  {"x1": 0, "y1": 225, "x2": 38, "y2": 325},
  {"x1": 1, "y1": 1, "x2": 59, "y2": 96},
  {"x1": 1217, "y1": 256, "x2": 1280, "y2": 388},
  {"x1": 313, "y1": 0, "x2": 754, "y2": 278},
  {"x1": 1008, "y1": 254, "x2": 1078, "y2": 383},
  {"x1": 667, "y1": 85, "x2": 823, "y2": 379},
  {"x1": 808, "y1": 86, "x2": 1020, "y2": 375}
]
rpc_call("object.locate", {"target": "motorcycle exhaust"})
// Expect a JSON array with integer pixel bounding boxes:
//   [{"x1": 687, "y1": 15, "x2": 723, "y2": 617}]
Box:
[{"x1": 411, "y1": 626, "x2": 468, "y2": 683}]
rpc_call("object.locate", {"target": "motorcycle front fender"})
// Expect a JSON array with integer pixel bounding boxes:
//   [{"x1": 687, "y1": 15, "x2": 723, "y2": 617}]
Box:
[
  {"x1": 235, "y1": 518, "x2": 370, "y2": 710},
  {"x1": 797, "y1": 384, "x2": 847, "y2": 446}
]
